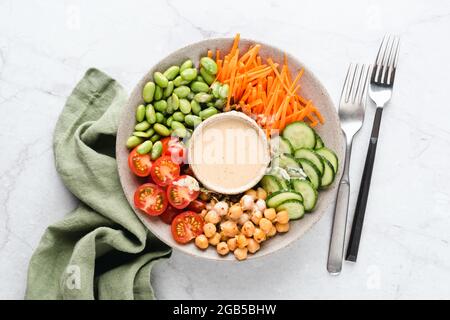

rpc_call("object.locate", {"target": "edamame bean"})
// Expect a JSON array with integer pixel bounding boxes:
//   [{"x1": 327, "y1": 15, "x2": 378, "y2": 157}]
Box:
[
  {"x1": 191, "y1": 81, "x2": 210, "y2": 93},
  {"x1": 219, "y1": 84, "x2": 229, "y2": 99},
  {"x1": 173, "y1": 86, "x2": 191, "y2": 98},
  {"x1": 155, "y1": 112, "x2": 165, "y2": 123},
  {"x1": 154, "y1": 100, "x2": 168, "y2": 113},
  {"x1": 151, "y1": 141, "x2": 163, "y2": 160},
  {"x1": 146, "y1": 104, "x2": 156, "y2": 124},
  {"x1": 173, "y1": 111, "x2": 185, "y2": 122},
  {"x1": 180, "y1": 59, "x2": 193, "y2": 72},
  {"x1": 200, "y1": 67, "x2": 215, "y2": 85},
  {"x1": 166, "y1": 116, "x2": 173, "y2": 127},
  {"x1": 167, "y1": 93, "x2": 179, "y2": 112},
  {"x1": 126, "y1": 136, "x2": 143, "y2": 149},
  {"x1": 153, "y1": 123, "x2": 171, "y2": 136},
  {"x1": 172, "y1": 127, "x2": 187, "y2": 138},
  {"x1": 173, "y1": 76, "x2": 189, "y2": 87},
  {"x1": 211, "y1": 82, "x2": 221, "y2": 98},
  {"x1": 133, "y1": 131, "x2": 152, "y2": 138},
  {"x1": 180, "y1": 68, "x2": 198, "y2": 81},
  {"x1": 154, "y1": 85, "x2": 163, "y2": 100},
  {"x1": 199, "y1": 106, "x2": 218, "y2": 119},
  {"x1": 196, "y1": 75, "x2": 206, "y2": 83},
  {"x1": 191, "y1": 100, "x2": 201, "y2": 115},
  {"x1": 186, "y1": 92, "x2": 195, "y2": 100},
  {"x1": 150, "y1": 134, "x2": 161, "y2": 143},
  {"x1": 146, "y1": 128, "x2": 155, "y2": 137},
  {"x1": 185, "y1": 115, "x2": 202, "y2": 128},
  {"x1": 153, "y1": 72, "x2": 169, "y2": 88},
  {"x1": 194, "y1": 92, "x2": 213, "y2": 103},
  {"x1": 163, "y1": 81, "x2": 174, "y2": 98},
  {"x1": 142, "y1": 82, "x2": 156, "y2": 103},
  {"x1": 179, "y1": 99, "x2": 192, "y2": 114},
  {"x1": 135, "y1": 121, "x2": 151, "y2": 131},
  {"x1": 214, "y1": 98, "x2": 225, "y2": 109},
  {"x1": 171, "y1": 120, "x2": 186, "y2": 130},
  {"x1": 137, "y1": 140, "x2": 153, "y2": 155},
  {"x1": 136, "y1": 104, "x2": 146, "y2": 122},
  {"x1": 206, "y1": 102, "x2": 214, "y2": 108},
  {"x1": 200, "y1": 57, "x2": 218, "y2": 75},
  {"x1": 163, "y1": 66, "x2": 180, "y2": 80}
]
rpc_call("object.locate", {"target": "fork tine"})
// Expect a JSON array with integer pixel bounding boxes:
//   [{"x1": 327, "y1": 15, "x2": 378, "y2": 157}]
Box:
[
  {"x1": 356, "y1": 64, "x2": 370, "y2": 104},
  {"x1": 387, "y1": 37, "x2": 400, "y2": 84},
  {"x1": 374, "y1": 35, "x2": 387, "y2": 66},
  {"x1": 373, "y1": 35, "x2": 388, "y2": 83},
  {"x1": 349, "y1": 64, "x2": 361, "y2": 103},
  {"x1": 340, "y1": 63, "x2": 355, "y2": 105}
]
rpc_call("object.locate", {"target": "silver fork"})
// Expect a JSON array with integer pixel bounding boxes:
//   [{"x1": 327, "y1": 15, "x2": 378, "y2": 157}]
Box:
[
  {"x1": 346, "y1": 36, "x2": 400, "y2": 262},
  {"x1": 327, "y1": 63, "x2": 370, "y2": 275}
]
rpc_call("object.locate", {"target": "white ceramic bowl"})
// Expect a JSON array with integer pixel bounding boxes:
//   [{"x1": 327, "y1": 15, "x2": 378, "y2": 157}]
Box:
[{"x1": 116, "y1": 37, "x2": 344, "y2": 261}]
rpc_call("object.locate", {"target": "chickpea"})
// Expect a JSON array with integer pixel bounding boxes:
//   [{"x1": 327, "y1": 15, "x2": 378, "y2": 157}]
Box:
[
  {"x1": 203, "y1": 223, "x2": 216, "y2": 238},
  {"x1": 240, "y1": 195, "x2": 255, "y2": 211},
  {"x1": 236, "y1": 234, "x2": 248, "y2": 248},
  {"x1": 276, "y1": 222, "x2": 290, "y2": 233},
  {"x1": 255, "y1": 199, "x2": 266, "y2": 212},
  {"x1": 241, "y1": 221, "x2": 255, "y2": 237},
  {"x1": 219, "y1": 231, "x2": 229, "y2": 241},
  {"x1": 208, "y1": 232, "x2": 221, "y2": 245},
  {"x1": 216, "y1": 242, "x2": 230, "y2": 256},
  {"x1": 267, "y1": 225, "x2": 277, "y2": 237},
  {"x1": 276, "y1": 210, "x2": 290, "y2": 224},
  {"x1": 214, "y1": 201, "x2": 229, "y2": 216},
  {"x1": 256, "y1": 187, "x2": 267, "y2": 200},
  {"x1": 250, "y1": 209, "x2": 263, "y2": 225},
  {"x1": 227, "y1": 237, "x2": 237, "y2": 251},
  {"x1": 200, "y1": 209, "x2": 208, "y2": 218},
  {"x1": 205, "y1": 210, "x2": 221, "y2": 224},
  {"x1": 199, "y1": 191, "x2": 210, "y2": 201},
  {"x1": 195, "y1": 235, "x2": 209, "y2": 249},
  {"x1": 264, "y1": 208, "x2": 277, "y2": 221},
  {"x1": 259, "y1": 218, "x2": 273, "y2": 234},
  {"x1": 238, "y1": 213, "x2": 250, "y2": 225},
  {"x1": 253, "y1": 228, "x2": 266, "y2": 243},
  {"x1": 220, "y1": 220, "x2": 239, "y2": 238},
  {"x1": 247, "y1": 238, "x2": 260, "y2": 254},
  {"x1": 205, "y1": 200, "x2": 216, "y2": 211},
  {"x1": 228, "y1": 204, "x2": 243, "y2": 221},
  {"x1": 234, "y1": 247, "x2": 248, "y2": 261},
  {"x1": 245, "y1": 189, "x2": 257, "y2": 199}
]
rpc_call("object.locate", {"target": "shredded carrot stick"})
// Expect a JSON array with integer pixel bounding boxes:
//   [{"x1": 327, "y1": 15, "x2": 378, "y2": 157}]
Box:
[{"x1": 207, "y1": 50, "x2": 213, "y2": 58}]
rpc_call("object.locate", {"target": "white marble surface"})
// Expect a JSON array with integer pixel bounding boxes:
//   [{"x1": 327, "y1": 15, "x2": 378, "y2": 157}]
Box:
[{"x1": 1, "y1": 0, "x2": 450, "y2": 300}]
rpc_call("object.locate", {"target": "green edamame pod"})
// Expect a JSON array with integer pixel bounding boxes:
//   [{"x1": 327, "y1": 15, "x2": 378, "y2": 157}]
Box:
[
  {"x1": 155, "y1": 112, "x2": 165, "y2": 123},
  {"x1": 153, "y1": 72, "x2": 169, "y2": 88},
  {"x1": 200, "y1": 67, "x2": 215, "y2": 85},
  {"x1": 172, "y1": 127, "x2": 188, "y2": 138},
  {"x1": 214, "y1": 98, "x2": 225, "y2": 109},
  {"x1": 173, "y1": 76, "x2": 189, "y2": 87},
  {"x1": 150, "y1": 134, "x2": 161, "y2": 143},
  {"x1": 211, "y1": 82, "x2": 221, "y2": 98},
  {"x1": 173, "y1": 86, "x2": 191, "y2": 98},
  {"x1": 166, "y1": 116, "x2": 173, "y2": 127},
  {"x1": 167, "y1": 93, "x2": 179, "y2": 111},
  {"x1": 154, "y1": 85, "x2": 163, "y2": 100},
  {"x1": 190, "y1": 100, "x2": 201, "y2": 115},
  {"x1": 180, "y1": 68, "x2": 198, "y2": 81},
  {"x1": 163, "y1": 66, "x2": 180, "y2": 81},
  {"x1": 154, "y1": 100, "x2": 168, "y2": 113},
  {"x1": 180, "y1": 59, "x2": 193, "y2": 72},
  {"x1": 171, "y1": 120, "x2": 185, "y2": 130},
  {"x1": 136, "y1": 104, "x2": 146, "y2": 122},
  {"x1": 194, "y1": 92, "x2": 213, "y2": 103},
  {"x1": 146, "y1": 128, "x2": 155, "y2": 137},
  {"x1": 163, "y1": 81, "x2": 174, "y2": 98},
  {"x1": 135, "y1": 121, "x2": 151, "y2": 131},
  {"x1": 145, "y1": 104, "x2": 156, "y2": 124},
  {"x1": 173, "y1": 111, "x2": 185, "y2": 122},
  {"x1": 219, "y1": 84, "x2": 229, "y2": 99},
  {"x1": 142, "y1": 82, "x2": 156, "y2": 103},
  {"x1": 179, "y1": 99, "x2": 192, "y2": 114},
  {"x1": 191, "y1": 81, "x2": 210, "y2": 93},
  {"x1": 185, "y1": 115, "x2": 202, "y2": 128},
  {"x1": 126, "y1": 136, "x2": 143, "y2": 149},
  {"x1": 196, "y1": 75, "x2": 206, "y2": 83},
  {"x1": 137, "y1": 140, "x2": 153, "y2": 155},
  {"x1": 199, "y1": 106, "x2": 218, "y2": 120},
  {"x1": 153, "y1": 123, "x2": 171, "y2": 136},
  {"x1": 151, "y1": 141, "x2": 163, "y2": 160},
  {"x1": 200, "y1": 57, "x2": 218, "y2": 75},
  {"x1": 133, "y1": 131, "x2": 152, "y2": 138}
]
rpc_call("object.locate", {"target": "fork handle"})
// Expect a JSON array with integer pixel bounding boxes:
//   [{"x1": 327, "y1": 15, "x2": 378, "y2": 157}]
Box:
[{"x1": 346, "y1": 107, "x2": 383, "y2": 262}]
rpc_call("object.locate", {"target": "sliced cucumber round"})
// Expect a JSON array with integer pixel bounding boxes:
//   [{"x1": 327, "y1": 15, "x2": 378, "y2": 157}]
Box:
[
  {"x1": 297, "y1": 158, "x2": 321, "y2": 189},
  {"x1": 294, "y1": 148, "x2": 325, "y2": 175},
  {"x1": 291, "y1": 179, "x2": 318, "y2": 212},
  {"x1": 266, "y1": 190, "x2": 303, "y2": 209},
  {"x1": 314, "y1": 134, "x2": 324, "y2": 149},
  {"x1": 316, "y1": 147, "x2": 338, "y2": 174},
  {"x1": 320, "y1": 158, "x2": 335, "y2": 188},
  {"x1": 260, "y1": 175, "x2": 283, "y2": 195},
  {"x1": 282, "y1": 121, "x2": 316, "y2": 150},
  {"x1": 276, "y1": 200, "x2": 305, "y2": 220},
  {"x1": 270, "y1": 135, "x2": 294, "y2": 155}
]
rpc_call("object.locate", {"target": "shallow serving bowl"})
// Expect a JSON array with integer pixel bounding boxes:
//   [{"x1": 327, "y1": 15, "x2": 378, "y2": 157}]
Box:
[{"x1": 116, "y1": 37, "x2": 344, "y2": 261}]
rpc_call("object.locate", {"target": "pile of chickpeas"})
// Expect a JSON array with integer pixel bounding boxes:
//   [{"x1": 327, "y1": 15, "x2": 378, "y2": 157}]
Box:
[{"x1": 194, "y1": 187, "x2": 290, "y2": 261}]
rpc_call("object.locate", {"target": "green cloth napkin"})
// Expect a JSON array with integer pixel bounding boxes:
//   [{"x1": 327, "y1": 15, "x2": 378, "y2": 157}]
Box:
[{"x1": 25, "y1": 68, "x2": 171, "y2": 300}]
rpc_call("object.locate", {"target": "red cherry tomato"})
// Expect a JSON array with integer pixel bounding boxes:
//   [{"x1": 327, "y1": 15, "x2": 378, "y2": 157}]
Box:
[
  {"x1": 171, "y1": 211, "x2": 204, "y2": 244},
  {"x1": 150, "y1": 156, "x2": 180, "y2": 187},
  {"x1": 128, "y1": 147, "x2": 152, "y2": 177},
  {"x1": 159, "y1": 205, "x2": 182, "y2": 225},
  {"x1": 133, "y1": 183, "x2": 167, "y2": 216},
  {"x1": 167, "y1": 175, "x2": 200, "y2": 209},
  {"x1": 161, "y1": 137, "x2": 186, "y2": 165},
  {"x1": 187, "y1": 200, "x2": 206, "y2": 213}
]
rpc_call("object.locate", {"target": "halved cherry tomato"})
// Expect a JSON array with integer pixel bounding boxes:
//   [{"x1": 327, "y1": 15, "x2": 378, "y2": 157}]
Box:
[
  {"x1": 161, "y1": 137, "x2": 186, "y2": 165},
  {"x1": 171, "y1": 211, "x2": 204, "y2": 244},
  {"x1": 150, "y1": 156, "x2": 180, "y2": 187},
  {"x1": 134, "y1": 183, "x2": 167, "y2": 216},
  {"x1": 159, "y1": 205, "x2": 182, "y2": 225},
  {"x1": 186, "y1": 199, "x2": 206, "y2": 213},
  {"x1": 128, "y1": 147, "x2": 152, "y2": 177},
  {"x1": 167, "y1": 175, "x2": 200, "y2": 209}
]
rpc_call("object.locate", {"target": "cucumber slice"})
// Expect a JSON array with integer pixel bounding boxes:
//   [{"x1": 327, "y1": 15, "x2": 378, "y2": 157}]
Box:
[
  {"x1": 268, "y1": 168, "x2": 290, "y2": 190},
  {"x1": 320, "y1": 158, "x2": 336, "y2": 188},
  {"x1": 260, "y1": 175, "x2": 283, "y2": 194},
  {"x1": 294, "y1": 148, "x2": 325, "y2": 175},
  {"x1": 291, "y1": 179, "x2": 318, "y2": 212},
  {"x1": 315, "y1": 134, "x2": 324, "y2": 149},
  {"x1": 316, "y1": 147, "x2": 338, "y2": 174},
  {"x1": 270, "y1": 135, "x2": 294, "y2": 155},
  {"x1": 276, "y1": 200, "x2": 305, "y2": 220},
  {"x1": 266, "y1": 191, "x2": 303, "y2": 208},
  {"x1": 282, "y1": 121, "x2": 316, "y2": 150},
  {"x1": 297, "y1": 158, "x2": 321, "y2": 189},
  {"x1": 272, "y1": 154, "x2": 300, "y2": 171}
]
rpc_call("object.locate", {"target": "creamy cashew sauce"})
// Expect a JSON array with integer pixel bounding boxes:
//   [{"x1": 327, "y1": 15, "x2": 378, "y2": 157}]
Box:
[{"x1": 190, "y1": 115, "x2": 269, "y2": 193}]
